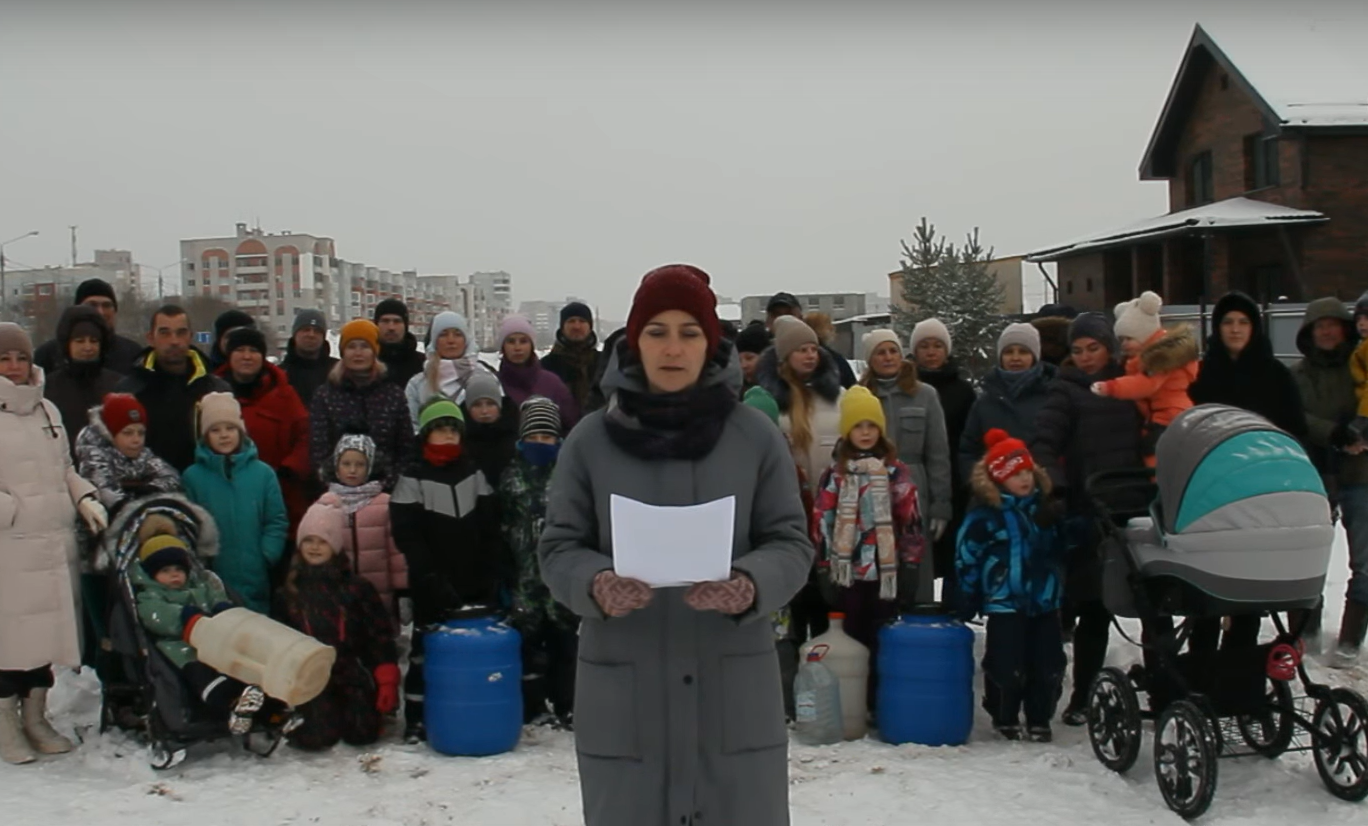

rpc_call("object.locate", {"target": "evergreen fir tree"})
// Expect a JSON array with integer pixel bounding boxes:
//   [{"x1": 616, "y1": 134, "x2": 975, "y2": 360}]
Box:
[{"x1": 894, "y1": 217, "x2": 1005, "y2": 376}]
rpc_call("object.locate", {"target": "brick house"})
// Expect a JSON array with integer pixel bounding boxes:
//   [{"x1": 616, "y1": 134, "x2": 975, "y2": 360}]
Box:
[{"x1": 1028, "y1": 24, "x2": 1368, "y2": 310}]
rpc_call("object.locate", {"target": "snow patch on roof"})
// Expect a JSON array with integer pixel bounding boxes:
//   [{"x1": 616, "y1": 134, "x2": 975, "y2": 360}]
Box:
[{"x1": 1026, "y1": 197, "x2": 1326, "y2": 262}]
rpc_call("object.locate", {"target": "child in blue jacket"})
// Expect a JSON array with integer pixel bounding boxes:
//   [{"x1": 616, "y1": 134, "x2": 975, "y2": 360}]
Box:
[
  {"x1": 183, "y1": 392, "x2": 288, "y2": 614},
  {"x1": 956, "y1": 428, "x2": 1066, "y2": 743}
]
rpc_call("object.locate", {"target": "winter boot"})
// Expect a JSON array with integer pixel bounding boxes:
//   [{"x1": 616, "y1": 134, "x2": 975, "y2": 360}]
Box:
[
  {"x1": 1289, "y1": 606, "x2": 1323, "y2": 656},
  {"x1": 1027, "y1": 724, "x2": 1054, "y2": 743},
  {"x1": 1060, "y1": 703, "x2": 1088, "y2": 727},
  {"x1": 0, "y1": 697, "x2": 36, "y2": 765},
  {"x1": 229, "y1": 686, "x2": 265, "y2": 736},
  {"x1": 1329, "y1": 601, "x2": 1367, "y2": 670},
  {"x1": 20, "y1": 689, "x2": 72, "y2": 755}
]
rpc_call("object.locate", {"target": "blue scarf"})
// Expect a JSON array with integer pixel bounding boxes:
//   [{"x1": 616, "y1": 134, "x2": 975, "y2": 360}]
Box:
[{"x1": 518, "y1": 440, "x2": 561, "y2": 467}]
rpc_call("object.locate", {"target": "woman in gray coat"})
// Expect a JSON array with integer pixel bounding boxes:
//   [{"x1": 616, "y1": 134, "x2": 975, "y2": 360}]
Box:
[
  {"x1": 539, "y1": 265, "x2": 813, "y2": 826},
  {"x1": 859, "y1": 329, "x2": 952, "y2": 602}
]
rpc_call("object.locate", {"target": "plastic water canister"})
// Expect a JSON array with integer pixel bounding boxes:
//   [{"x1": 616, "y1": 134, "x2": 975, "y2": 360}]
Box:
[
  {"x1": 424, "y1": 616, "x2": 522, "y2": 756},
  {"x1": 187, "y1": 607, "x2": 336, "y2": 706},
  {"x1": 794, "y1": 651, "x2": 844, "y2": 745},
  {"x1": 799, "y1": 614, "x2": 869, "y2": 740},
  {"x1": 876, "y1": 609, "x2": 974, "y2": 746}
]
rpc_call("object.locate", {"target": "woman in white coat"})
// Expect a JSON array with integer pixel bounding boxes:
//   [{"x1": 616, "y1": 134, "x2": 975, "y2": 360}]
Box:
[{"x1": 0, "y1": 324, "x2": 107, "y2": 765}]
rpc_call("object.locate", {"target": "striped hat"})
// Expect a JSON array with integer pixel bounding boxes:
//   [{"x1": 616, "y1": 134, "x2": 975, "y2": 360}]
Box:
[{"x1": 519, "y1": 396, "x2": 562, "y2": 440}]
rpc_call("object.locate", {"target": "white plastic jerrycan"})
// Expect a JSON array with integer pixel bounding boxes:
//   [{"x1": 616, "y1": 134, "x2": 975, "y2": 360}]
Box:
[
  {"x1": 799, "y1": 613, "x2": 870, "y2": 741},
  {"x1": 188, "y1": 608, "x2": 337, "y2": 706}
]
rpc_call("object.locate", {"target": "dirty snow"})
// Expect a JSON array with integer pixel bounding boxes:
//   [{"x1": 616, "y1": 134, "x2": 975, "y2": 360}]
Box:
[{"x1": 5, "y1": 532, "x2": 1364, "y2": 826}]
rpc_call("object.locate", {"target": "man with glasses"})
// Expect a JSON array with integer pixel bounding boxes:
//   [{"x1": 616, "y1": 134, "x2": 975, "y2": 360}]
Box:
[{"x1": 33, "y1": 279, "x2": 145, "y2": 375}]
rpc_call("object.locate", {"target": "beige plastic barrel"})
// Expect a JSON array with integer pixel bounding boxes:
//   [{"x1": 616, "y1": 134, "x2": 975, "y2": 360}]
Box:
[
  {"x1": 188, "y1": 608, "x2": 337, "y2": 706},
  {"x1": 799, "y1": 613, "x2": 870, "y2": 741}
]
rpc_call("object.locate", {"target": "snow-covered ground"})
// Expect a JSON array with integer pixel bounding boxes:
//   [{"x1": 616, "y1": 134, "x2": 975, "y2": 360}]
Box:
[{"x1": 6, "y1": 532, "x2": 1365, "y2": 826}]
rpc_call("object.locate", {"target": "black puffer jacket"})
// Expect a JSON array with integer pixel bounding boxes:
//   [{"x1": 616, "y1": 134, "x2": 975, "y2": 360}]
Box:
[
  {"x1": 113, "y1": 348, "x2": 230, "y2": 472},
  {"x1": 1188, "y1": 291, "x2": 1308, "y2": 439},
  {"x1": 918, "y1": 361, "x2": 979, "y2": 578},
  {"x1": 378, "y1": 332, "x2": 425, "y2": 389},
  {"x1": 1032, "y1": 361, "x2": 1144, "y2": 512},
  {"x1": 280, "y1": 339, "x2": 338, "y2": 407},
  {"x1": 957, "y1": 363, "x2": 1056, "y2": 481},
  {"x1": 462, "y1": 397, "x2": 519, "y2": 488}
]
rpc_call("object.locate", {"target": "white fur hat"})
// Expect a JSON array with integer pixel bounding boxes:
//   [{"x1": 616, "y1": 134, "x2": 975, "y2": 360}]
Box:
[
  {"x1": 862, "y1": 329, "x2": 903, "y2": 361},
  {"x1": 1113, "y1": 291, "x2": 1164, "y2": 343},
  {"x1": 910, "y1": 318, "x2": 952, "y2": 357}
]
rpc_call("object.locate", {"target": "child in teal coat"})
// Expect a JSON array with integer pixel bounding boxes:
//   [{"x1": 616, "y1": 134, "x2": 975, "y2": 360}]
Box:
[{"x1": 182, "y1": 392, "x2": 288, "y2": 613}]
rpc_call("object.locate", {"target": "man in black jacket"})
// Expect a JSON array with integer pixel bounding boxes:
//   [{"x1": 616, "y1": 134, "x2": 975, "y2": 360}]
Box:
[
  {"x1": 33, "y1": 279, "x2": 145, "y2": 375},
  {"x1": 114, "y1": 305, "x2": 230, "y2": 472},
  {"x1": 280, "y1": 309, "x2": 337, "y2": 406},
  {"x1": 374, "y1": 299, "x2": 425, "y2": 388}
]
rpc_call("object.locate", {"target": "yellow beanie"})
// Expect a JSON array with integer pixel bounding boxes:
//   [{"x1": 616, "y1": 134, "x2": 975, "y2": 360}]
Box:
[{"x1": 839, "y1": 386, "x2": 886, "y2": 439}]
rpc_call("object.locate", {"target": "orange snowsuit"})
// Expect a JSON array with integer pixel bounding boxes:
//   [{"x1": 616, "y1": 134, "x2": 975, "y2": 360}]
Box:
[{"x1": 1099, "y1": 326, "x2": 1199, "y2": 465}]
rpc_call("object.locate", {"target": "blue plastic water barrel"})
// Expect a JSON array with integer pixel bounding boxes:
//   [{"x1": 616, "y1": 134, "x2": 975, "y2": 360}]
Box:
[
  {"x1": 876, "y1": 610, "x2": 975, "y2": 746},
  {"x1": 424, "y1": 616, "x2": 523, "y2": 756}
]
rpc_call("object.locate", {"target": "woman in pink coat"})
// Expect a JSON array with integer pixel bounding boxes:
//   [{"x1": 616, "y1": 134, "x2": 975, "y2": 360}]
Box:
[{"x1": 316, "y1": 433, "x2": 407, "y2": 617}]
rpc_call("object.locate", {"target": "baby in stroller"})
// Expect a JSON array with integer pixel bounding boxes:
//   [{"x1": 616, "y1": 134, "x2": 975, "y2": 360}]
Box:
[{"x1": 130, "y1": 516, "x2": 271, "y2": 735}]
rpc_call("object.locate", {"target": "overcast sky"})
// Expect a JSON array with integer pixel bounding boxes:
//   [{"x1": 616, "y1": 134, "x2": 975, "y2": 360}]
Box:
[{"x1": 2, "y1": 0, "x2": 1362, "y2": 322}]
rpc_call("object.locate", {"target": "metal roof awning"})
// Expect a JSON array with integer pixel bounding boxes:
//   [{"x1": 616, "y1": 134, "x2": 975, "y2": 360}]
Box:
[{"x1": 1025, "y1": 197, "x2": 1327, "y2": 263}]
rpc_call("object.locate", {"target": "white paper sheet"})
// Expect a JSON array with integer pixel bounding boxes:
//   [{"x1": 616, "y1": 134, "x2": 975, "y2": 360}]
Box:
[{"x1": 609, "y1": 494, "x2": 737, "y2": 588}]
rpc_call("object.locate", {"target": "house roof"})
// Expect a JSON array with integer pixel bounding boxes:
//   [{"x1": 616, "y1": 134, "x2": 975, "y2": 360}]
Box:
[
  {"x1": 1141, "y1": 23, "x2": 1368, "y2": 179},
  {"x1": 1025, "y1": 197, "x2": 1326, "y2": 263}
]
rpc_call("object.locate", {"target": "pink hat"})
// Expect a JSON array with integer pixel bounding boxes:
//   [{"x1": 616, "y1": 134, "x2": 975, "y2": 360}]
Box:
[
  {"x1": 498, "y1": 315, "x2": 538, "y2": 347},
  {"x1": 297, "y1": 503, "x2": 346, "y2": 553}
]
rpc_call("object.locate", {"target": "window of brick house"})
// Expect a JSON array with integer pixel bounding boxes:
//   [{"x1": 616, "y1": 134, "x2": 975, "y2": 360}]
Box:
[
  {"x1": 1187, "y1": 152, "x2": 1214, "y2": 206},
  {"x1": 1244, "y1": 133, "x2": 1279, "y2": 190}
]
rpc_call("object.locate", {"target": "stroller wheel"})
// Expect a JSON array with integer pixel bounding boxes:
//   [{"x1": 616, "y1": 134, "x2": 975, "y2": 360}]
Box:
[
  {"x1": 1087, "y1": 667, "x2": 1142, "y2": 774},
  {"x1": 1312, "y1": 688, "x2": 1368, "y2": 802},
  {"x1": 149, "y1": 741, "x2": 187, "y2": 771},
  {"x1": 1237, "y1": 678, "x2": 1295, "y2": 758},
  {"x1": 1154, "y1": 700, "x2": 1219, "y2": 820}
]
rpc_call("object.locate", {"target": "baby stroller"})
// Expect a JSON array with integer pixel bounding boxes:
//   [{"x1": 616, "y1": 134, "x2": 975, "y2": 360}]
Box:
[
  {"x1": 100, "y1": 493, "x2": 295, "y2": 769},
  {"x1": 1083, "y1": 405, "x2": 1368, "y2": 819}
]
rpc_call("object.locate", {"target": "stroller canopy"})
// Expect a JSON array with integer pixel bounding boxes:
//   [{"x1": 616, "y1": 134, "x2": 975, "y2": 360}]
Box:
[
  {"x1": 1111, "y1": 404, "x2": 1334, "y2": 609},
  {"x1": 1156, "y1": 405, "x2": 1326, "y2": 535}
]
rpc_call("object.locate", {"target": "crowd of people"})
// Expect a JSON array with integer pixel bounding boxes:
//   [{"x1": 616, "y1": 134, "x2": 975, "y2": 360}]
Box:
[{"x1": 0, "y1": 272, "x2": 1365, "y2": 826}]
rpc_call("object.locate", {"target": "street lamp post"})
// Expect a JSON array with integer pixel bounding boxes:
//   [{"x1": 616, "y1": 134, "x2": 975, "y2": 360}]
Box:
[
  {"x1": 145, "y1": 258, "x2": 189, "y2": 300},
  {"x1": 0, "y1": 230, "x2": 41, "y2": 321}
]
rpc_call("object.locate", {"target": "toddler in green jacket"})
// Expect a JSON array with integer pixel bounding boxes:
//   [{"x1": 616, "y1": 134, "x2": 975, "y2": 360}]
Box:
[{"x1": 132, "y1": 517, "x2": 267, "y2": 735}]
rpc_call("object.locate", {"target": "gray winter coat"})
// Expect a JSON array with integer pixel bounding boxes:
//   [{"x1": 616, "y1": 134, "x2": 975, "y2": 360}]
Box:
[
  {"x1": 538, "y1": 347, "x2": 813, "y2": 826},
  {"x1": 866, "y1": 366, "x2": 953, "y2": 522}
]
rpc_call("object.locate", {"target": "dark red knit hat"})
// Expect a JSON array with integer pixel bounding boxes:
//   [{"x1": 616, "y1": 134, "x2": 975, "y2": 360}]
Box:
[
  {"x1": 101, "y1": 392, "x2": 148, "y2": 436},
  {"x1": 983, "y1": 428, "x2": 1035, "y2": 484},
  {"x1": 626, "y1": 264, "x2": 721, "y2": 356}
]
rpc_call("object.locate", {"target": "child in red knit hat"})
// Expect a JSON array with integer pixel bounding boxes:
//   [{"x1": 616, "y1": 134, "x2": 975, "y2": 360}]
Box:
[
  {"x1": 956, "y1": 428, "x2": 1066, "y2": 743},
  {"x1": 75, "y1": 392, "x2": 183, "y2": 515}
]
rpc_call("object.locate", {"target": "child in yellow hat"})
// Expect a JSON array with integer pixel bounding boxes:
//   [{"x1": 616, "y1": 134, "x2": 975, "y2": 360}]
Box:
[{"x1": 814, "y1": 385, "x2": 926, "y2": 712}]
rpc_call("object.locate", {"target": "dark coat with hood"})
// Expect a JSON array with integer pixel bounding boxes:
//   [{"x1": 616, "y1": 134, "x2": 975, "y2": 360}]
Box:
[
  {"x1": 1188, "y1": 291, "x2": 1308, "y2": 439},
  {"x1": 43, "y1": 305, "x2": 123, "y2": 454},
  {"x1": 541, "y1": 331, "x2": 604, "y2": 415},
  {"x1": 958, "y1": 363, "x2": 1056, "y2": 482},
  {"x1": 281, "y1": 339, "x2": 338, "y2": 407},
  {"x1": 378, "y1": 331, "x2": 425, "y2": 389},
  {"x1": 309, "y1": 362, "x2": 415, "y2": 490},
  {"x1": 113, "y1": 348, "x2": 230, "y2": 473},
  {"x1": 34, "y1": 320, "x2": 144, "y2": 377},
  {"x1": 538, "y1": 339, "x2": 812, "y2": 826},
  {"x1": 1291, "y1": 297, "x2": 1366, "y2": 484}
]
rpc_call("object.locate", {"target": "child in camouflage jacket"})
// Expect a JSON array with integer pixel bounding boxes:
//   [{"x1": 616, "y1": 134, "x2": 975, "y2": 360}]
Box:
[{"x1": 498, "y1": 396, "x2": 576, "y2": 727}]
